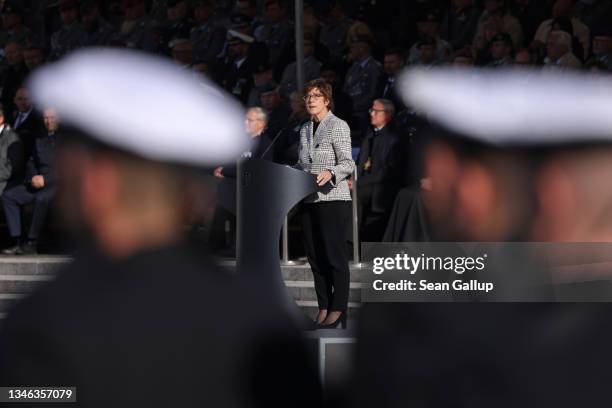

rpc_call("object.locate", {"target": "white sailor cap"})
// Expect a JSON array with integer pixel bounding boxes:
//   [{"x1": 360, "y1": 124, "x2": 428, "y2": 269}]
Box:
[
  {"x1": 399, "y1": 68, "x2": 612, "y2": 146},
  {"x1": 28, "y1": 48, "x2": 250, "y2": 166},
  {"x1": 227, "y1": 29, "x2": 254, "y2": 44}
]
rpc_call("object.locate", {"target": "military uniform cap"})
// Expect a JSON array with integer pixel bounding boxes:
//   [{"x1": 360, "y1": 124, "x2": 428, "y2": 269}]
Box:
[
  {"x1": 399, "y1": 68, "x2": 612, "y2": 147},
  {"x1": 28, "y1": 48, "x2": 249, "y2": 166},
  {"x1": 227, "y1": 29, "x2": 254, "y2": 44}
]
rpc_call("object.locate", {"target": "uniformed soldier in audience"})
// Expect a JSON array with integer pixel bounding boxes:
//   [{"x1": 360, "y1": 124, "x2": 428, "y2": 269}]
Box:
[
  {"x1": 217, "y1": 29, "x2": 259, "y2": 105},
  {"x1": 116, "y1": 0, "x2": 158, "y2": 51},
  {"x1": 169, "y1": 38, "x2": 194, "y2": 68},
  {"x1": 319, "y1": 0, "x2": 353, "y2": 63},
  {"x1": 49, "y1": 0, "x2": 86, "y2": 60},
  {"x1": 163, "y1": 0, "x2": 193, "y2": 53},
  {"x1": 23, "y1": 44, "x2": 46, "y2": 71},
  {"x1": 0, "y1": 48, "x2": 321, "y2": 408},
  {"x1": 343, "y1": 34, "x2": 382, "y2": 146},
  {"x1": 190, "y1": 0, "x2": 226, "y2": 64},
  {"x1": 279, "y1": 33, "x2": 322, "y2": 99},
  {"x1": 246, "y1": 63, "x2": 274, "y2": 107},
  {"x1": 258, "y1": 80, "x2": 290, "y2": 138},
  {"x1": 235, "y1": 0, "x2": 262, "y2": 32},
  {"x1": 254, "y1": 0, "x2": 293, "y2": 67},
  {"x1": 0, "y1": 1, "x2": 35, "y2": 49},
  {"x1": 487, "y1": 32, "x2": 515, "y2": 67},
  {"x1": 408, "y1": 8, "x2": 451, "y2": 66},
  {"x1": 80, "y1": 0, "x2": 116, "y2": 47},
  {"x1": 217, "y1": 13, "x2": 269, "y2": 69},
  {"x1": 320, "y1": 62, "x2": 353, "y2": 123}
]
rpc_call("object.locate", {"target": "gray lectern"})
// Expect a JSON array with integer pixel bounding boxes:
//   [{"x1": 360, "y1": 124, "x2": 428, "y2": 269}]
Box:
[{"x1": 236, "y1": 158, "x2": 317, "y2": 299}]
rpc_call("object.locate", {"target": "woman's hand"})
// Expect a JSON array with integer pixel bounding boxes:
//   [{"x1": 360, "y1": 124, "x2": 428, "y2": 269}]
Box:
[
  {"x1": 316, "y1": 170, "x2": 333, "y2": 186},
  {"x1": 213, "y1": 167, "x2": 224, "y2": 178}
]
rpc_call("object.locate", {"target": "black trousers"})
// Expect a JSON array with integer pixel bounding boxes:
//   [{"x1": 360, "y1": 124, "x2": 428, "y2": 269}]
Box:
[
  {"x1": 1, "y1": 184, "x2": 56, "y2": 240},
  {"x1": 301, "y1": 201, "x2": 351, "y2": 311}
]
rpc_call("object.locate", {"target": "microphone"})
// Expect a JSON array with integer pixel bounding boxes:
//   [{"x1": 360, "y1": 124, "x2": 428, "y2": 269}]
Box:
[{"x1": 260, "y1": 127, "x2": 285, "y2": 159}]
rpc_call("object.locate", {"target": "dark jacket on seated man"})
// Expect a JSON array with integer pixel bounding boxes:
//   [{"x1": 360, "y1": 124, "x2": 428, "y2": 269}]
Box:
[
  {"x1": 12, "y1": 110, "x2": 45, "y2": 161},
  {"x1": 25, "y1": 133, "x2": 57, "y2": 188}
]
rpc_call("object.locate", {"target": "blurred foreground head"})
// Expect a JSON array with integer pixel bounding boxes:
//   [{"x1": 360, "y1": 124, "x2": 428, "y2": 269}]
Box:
[
  {"x1": 28, "y1": 48, "x2": 249, "y2": 258},
  {"x1": 400, "y1": 68, "x2": 612, "y2": 242}
]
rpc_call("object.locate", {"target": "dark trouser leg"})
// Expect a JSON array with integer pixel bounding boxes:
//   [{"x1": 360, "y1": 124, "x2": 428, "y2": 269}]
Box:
[
  {"x1": 1, "y1": 185, "x2": 35, "y2": 238},
  {"x1": 27, "y1": 187, "x2": 55, "y2": 241},
  {"x1": 313, "y1": 201, "x2": 351, "y2": 312},
  {"x1": 210, "y1": 206, "x2": 235, "y2": 251},
  {"x1": 301, "y1": 203, "x2": 333, "y2": 309},
  {"x1": 360, "y1": 209, "x2": 389, "y2": 243}
]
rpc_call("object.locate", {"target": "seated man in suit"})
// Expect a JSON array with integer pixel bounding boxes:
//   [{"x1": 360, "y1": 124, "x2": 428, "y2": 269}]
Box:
[
  {"x1": 2, "y1": 108, "x2": 58, "y2": 255},
  {"x1": 12, "y1": 87, "x2": 44, "y2": 159},
  {"x1": 210, "y1": 107, "x2": 272, "y2": 256}
]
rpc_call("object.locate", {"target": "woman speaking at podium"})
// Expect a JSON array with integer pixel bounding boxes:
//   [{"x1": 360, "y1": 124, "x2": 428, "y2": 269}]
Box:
[{"x1": 297, "y1": 79, "x2": 355, "y2": 329}]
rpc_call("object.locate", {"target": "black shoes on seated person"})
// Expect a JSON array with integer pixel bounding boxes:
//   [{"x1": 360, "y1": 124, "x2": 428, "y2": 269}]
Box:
[{"x1": 2, "y1": 240, "x2": 38, "y2": 255}]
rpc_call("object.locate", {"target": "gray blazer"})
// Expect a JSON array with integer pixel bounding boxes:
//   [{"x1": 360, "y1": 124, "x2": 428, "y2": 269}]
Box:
[
  {"x1": 0, "y1": 125, "x2": 23, "y2": 193},
  {"x1": 297, "y1": 111, "x2": 355, "y2": 203}
]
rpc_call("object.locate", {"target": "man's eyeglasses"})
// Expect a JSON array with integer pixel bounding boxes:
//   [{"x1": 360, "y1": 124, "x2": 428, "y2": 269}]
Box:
[
  {"x1": 303, "y1": 93, "x2": 324, "y2": 101},
  {"x1": 369, "y1": 108, "x2": 386, "y2": 114}
]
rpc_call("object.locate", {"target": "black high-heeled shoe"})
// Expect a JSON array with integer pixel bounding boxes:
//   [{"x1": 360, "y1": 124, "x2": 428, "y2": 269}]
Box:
[{"x1": 318, "y1": 311, "x2": 348, "y2": 329}]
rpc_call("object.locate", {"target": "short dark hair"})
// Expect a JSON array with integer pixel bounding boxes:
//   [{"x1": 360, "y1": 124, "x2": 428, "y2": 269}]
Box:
[
  {"x1": 384, "y1": 47, "x2": 406, "y2": 60},
  {"x1": 303, "y1": 78, "x2": 333, "y2": 103}
]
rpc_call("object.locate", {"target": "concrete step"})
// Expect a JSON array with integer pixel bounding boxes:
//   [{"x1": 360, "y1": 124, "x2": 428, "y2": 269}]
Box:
[
  {"x1": 217, "y1": 260, "x2": 366, "y2": 282},
  {"x1": 0, "y1": 256, "x2": 68, "y2": 275},
  {"x1": 286, "y1": 280, "x2": 362, "y2": 303},
  {"x1": 0, "y1": 257, "x2": 366, "y2": 281},
  {"x1": 0, "y1": 293, "x2": 25, "y2": 312},
  {"x1": 0, "y1": 282, "x2": 363, "y2": 313},
  {"x1": 0, "y1": 274, "x2": 55, "y2": 293},
  {"x1": 0, "y1": 301, "x2": 360, "y2": 322}
]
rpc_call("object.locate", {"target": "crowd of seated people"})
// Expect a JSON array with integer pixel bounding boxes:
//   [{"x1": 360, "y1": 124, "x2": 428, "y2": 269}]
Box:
[{"x1": 1, "y1": 0, "x2": 611, "y2": 254}]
